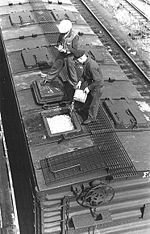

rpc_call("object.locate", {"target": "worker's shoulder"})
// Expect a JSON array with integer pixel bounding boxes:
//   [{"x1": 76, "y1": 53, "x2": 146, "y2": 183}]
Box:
[
  {"x1": 88, "y1": 56, "x2": 99, "y2": 67},
  {"x1": 72, "y1": 32, "x2": 80, "y2": 40}
]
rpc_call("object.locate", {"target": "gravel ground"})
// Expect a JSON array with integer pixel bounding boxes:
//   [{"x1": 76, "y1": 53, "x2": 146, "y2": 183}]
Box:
[{"x1": 91, "y1": 0, "x2": 150, "y2": 69}]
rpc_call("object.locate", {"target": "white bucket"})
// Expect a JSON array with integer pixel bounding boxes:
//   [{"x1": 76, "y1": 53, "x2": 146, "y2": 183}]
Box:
[{"x1": 73, "y1": 89, "x2": 87, "y2": 103}]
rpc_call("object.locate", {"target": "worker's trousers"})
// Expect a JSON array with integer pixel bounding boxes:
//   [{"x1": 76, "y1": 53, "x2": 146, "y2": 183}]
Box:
[
  {"x1": 81, "y1": 85, "x2": 103, "y2": 121},
  {"x1": 88, "y1": 87, "x2": 103, "y2": 120},
  {"x1": 47, "y1": 52, "x2": 78, "y2": 87}
]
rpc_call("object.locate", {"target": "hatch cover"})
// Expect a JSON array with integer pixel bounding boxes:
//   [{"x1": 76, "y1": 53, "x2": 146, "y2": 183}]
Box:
[
  {"x1": 21, "y1": 47, "x2": 52, "y2": 68},
  {"x1": 41, "y1": 106, "x2": 81, "y2": 137},
  {"x1": 88, "y1": 47, "x2": 107, "y2": 63},
  {"x1": 52, "y1": 9, "x2": 76, "y2": 22},
  {"x1": 31, "y1": 78, "x2": 64, "y2": 104},
  {"x1": 40, "y1": 146, "x2": 106, "y2": 185},
  {"x1": 103, "y1": 98, "x2": 150, "y2": 129},
  {"x1": 101, "y1": 81, "x2": 142, "y2": 99},
  {"x1": 51, "y1": 9, "x2": 85, "y2": 24},
  {"x1": 9, "y1": 11, "x2": 35, "y2": 25},
  {"x1": 100, "y1": 64, "x2": 128, "y2": 81},
  {"x1": 51, "y1": 9, "x2": 67, "y2": 21},
  {"x1": 82, "y1": 46, "x2": 117, "y2": 65},
  {"x1": 89, "y1": 46, "x2": 117, "y2": 64}
]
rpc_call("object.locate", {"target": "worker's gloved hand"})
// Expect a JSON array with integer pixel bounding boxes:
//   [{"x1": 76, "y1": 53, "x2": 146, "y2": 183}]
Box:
[
  {"x1": 84, "y1": 87, "x2": 90, "y2": 94},
  {"x1": 54, "y1": 45, "x2": 63, "y2": 51},
  {"x1": 56, "y1": 45, "x2": 67, "y2": 53},
  {"x1": 40, "y1": 72, "x2": 48, "y2": 86},
  {"x1": 40, "y1": 79, "x2": 48, "y2": 86},
  {"x1": 76, "y1": 81, "x2": 82, "y2": 89}
]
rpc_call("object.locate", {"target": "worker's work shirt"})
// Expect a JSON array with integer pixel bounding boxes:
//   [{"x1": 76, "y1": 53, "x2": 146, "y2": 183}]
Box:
[
  {"x1": 80, "y1": 56, "x2": 104, "y2": 91},
  {"x1": 57, "y1": 30, "x2": 79, "y2": 54}
]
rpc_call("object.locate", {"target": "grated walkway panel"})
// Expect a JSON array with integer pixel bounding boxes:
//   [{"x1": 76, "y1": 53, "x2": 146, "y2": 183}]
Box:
[
  {"x1": 94, "y1": 132, "x2": 137, "y2": 178},
  {"x1": 87, "y1": 104, "x2": 113, "y2": 131},
  {"x1": 34, "y1": 10, "x2": 55, "y2": 23},
  {"x1": 86, "y1": 104, "x2": 138, "y2": 178},
  {"x1": 40, "y1": 146, "x2": 106, "y2": 185}
]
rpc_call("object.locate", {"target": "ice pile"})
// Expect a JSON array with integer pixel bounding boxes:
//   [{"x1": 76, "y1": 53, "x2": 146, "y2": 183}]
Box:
[{"x1": 47, "y1": 114, "x2": 74, "y2": 134}]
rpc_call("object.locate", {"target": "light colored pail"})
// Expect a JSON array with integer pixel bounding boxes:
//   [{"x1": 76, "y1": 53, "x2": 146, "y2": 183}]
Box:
[{"x1": 73, "y1": 89, "x2": 87, "y2": 103}]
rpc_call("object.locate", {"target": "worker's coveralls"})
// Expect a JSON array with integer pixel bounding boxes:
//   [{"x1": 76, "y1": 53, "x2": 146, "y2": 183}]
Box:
[
  {"x1": 79, "y1": 56, "x2": 104, "y2": 121},
  {"x1": 47, "y1": 30, "x2": 80, "y2": 87}
]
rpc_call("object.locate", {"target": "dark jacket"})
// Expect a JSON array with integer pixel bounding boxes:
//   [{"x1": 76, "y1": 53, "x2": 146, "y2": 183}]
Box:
[
  {"x1": 80, "y1": 56, "x2": 104, "y2": 91},
  {"x1": 57, "y1": 30, "x2": 79, "y2": 54}
]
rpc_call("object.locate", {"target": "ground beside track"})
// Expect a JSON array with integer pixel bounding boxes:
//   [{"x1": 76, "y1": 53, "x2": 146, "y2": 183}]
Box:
[{"x1": 89, "y1": 0, "x2": 150, "y2": 69}]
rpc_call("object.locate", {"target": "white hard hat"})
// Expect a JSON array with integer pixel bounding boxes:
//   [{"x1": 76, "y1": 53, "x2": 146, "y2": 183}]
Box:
[{"x1": 58, "y1": 20, "x2": 72, "y2": 33}]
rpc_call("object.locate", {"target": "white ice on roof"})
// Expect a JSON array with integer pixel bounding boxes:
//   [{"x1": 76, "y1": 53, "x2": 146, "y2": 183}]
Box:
[
  {"x1": 136, "y1": 101, "x2": 150, "y2": 112},
  {"x1": 47, "y1": 114, "x2": 74, "y2": 134}
]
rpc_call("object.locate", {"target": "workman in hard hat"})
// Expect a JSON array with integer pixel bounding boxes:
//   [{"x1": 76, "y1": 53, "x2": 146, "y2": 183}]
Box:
[
  {"x1": 74, "y1": 50, "x2": 104, "y2": 125},
  {"x1": 41, "y1": 19, "x2": 81, "y2": 88}
]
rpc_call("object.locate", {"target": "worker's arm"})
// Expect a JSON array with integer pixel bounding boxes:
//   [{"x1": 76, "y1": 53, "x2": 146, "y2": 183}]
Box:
[
  {"x1": 88, "y1": 67, "x2": 103, "y2": 91},
  {"x1": 76, "y1": 80, "x2": 82, "y2": 89},
  {"x1": 56, "y1": 33, "x2": 64, "y2": 46},
  {"x1": 67, "y1": 34, "x2": 79, "y2": 53}
]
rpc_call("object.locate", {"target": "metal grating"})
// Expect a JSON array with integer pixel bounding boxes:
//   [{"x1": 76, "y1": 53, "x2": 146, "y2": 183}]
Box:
[
  {"x1": 85, "y1": 104, "x2": 138, "y2": 178},
  {"x1": 34, "y1": 10, "x2": 55, "y2": 23},
  {"x1": 44, "y1": 33, "x2": 60, "y2": 45},
  {"x1": 40, "y1": 146, "x2": 106, "y2": 184},
  {"x1": 87, "y1": 104, "x2": 113, "y2": 132},
  {"x1": 91, "y1": 132, "x2": 138, "y2": 178},
  {"x1": 38, "y1": 23, "x2": 59, "y2": 34}
]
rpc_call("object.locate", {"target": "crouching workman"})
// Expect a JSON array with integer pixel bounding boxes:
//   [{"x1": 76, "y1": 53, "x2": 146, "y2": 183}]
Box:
[
  {"x1": 74, "y1": 50, "x2": 104, "y2": 125},
  {"x1": 41, "y1": 19, "x2": 81, "y2": 88}
]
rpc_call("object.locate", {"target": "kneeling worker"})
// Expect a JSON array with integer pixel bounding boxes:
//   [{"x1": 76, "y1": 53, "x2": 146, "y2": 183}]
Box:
[
  {"x1": 74, "y1": 50, "x2": 104, "y2": 125},
  {"x1": 41, "y1": 19, "x2": 80, "y2": 88}
]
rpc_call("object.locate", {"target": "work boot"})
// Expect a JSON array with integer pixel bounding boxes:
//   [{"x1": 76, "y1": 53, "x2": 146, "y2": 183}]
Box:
[
  {"x1": 82, "y1": 118, "x2": 92, "y2": 125},
  {"x1": 82, "y1": 116, "x2": 96, "y2": 125}
]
